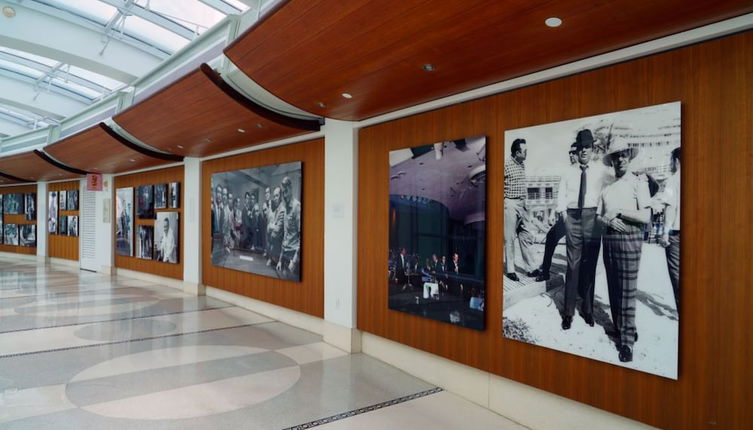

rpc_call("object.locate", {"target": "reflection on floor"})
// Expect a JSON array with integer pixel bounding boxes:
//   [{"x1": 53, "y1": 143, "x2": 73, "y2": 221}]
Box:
[{"x1": 0, "y1": 257, "x2": 525, "y2": 429}]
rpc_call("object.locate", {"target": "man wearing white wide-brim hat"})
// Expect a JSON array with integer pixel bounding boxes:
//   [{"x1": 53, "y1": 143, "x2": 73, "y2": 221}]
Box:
[{"x1": 598, "y1": 136, "x2": 652, "y2": 363}]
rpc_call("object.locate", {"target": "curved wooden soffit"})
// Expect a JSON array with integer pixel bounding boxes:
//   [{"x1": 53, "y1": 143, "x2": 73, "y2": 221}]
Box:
[
  {"x1": 99, "y1": 123, "x2": 185, "y2": 162},
  {"x1": 33, "y1": 150, "x2": 90, "y2": 176},
  {"x1": 0, "y1": 170, "x2": 32, "y2": 183},
  {"x1": 199, "y1": 63, "x2": 321, "y2": 132}
]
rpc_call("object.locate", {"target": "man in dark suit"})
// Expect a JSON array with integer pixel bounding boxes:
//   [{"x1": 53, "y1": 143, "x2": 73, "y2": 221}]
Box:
[{"x1": 396, "y1": 247, "x2": 409, "y2": 290}]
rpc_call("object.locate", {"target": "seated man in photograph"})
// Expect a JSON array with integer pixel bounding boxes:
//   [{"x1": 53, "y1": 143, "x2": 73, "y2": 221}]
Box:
[{"x1": 158, "y1": 217, "x2": 177, "y2": 263}]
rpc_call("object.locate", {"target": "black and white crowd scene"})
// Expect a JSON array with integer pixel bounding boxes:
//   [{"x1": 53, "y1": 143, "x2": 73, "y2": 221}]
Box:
[
  {"x1": 211, "y1": 162, "x2": 302, "y2": 281},
  {"x1": 502, "y1": 103, "x2": 680, "y2": 378},
  {"x1": 388, "y1": 137, "x2": 487, "y2": 330}
]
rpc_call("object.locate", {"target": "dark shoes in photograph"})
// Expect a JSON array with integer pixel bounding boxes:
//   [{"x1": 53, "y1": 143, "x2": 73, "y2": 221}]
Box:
[
  {"x1": 618, "y1": 345, "x2": 633, "y2": 362},
  {"x1": 505, "y1": 272, "x2": 520, "y2": 282},
  {"x1": 582, "y1": 313, "x2": 594, "y2": 327},
  {"x1": 535, "y1": 272, "x2": 550, "y2": 282},
  {"x1": 526, "y1": 268, "x2": 542, "y2": 278},
  {"x1": 561, "y1": 315, "x2": 572, "y2": 330}
]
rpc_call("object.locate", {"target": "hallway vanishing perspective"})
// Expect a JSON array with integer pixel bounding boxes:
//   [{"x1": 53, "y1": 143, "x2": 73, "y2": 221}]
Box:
[{"x1": 0, "y1": 258, "x2": 522, "y2": 429}]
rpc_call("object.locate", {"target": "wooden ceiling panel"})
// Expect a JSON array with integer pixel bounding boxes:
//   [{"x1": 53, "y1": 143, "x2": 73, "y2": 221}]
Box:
[
  {"x1": 113, "y1": 66, "x2": 320, "y2": 158},
  {"x1": 44, "y1": 124, "x2": 177, "y2": 174},
  {"x1": 0, "y1": 173, "x2": 28, "y2": 185},
  {"x1": 225, "y1": 0, "x2": 753, "y2": 120},
  {"x1": 0, "y1": 151, "x2": 83, "y2": 182}
]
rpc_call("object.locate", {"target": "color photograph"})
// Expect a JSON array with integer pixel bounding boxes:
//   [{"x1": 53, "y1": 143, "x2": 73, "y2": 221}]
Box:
[
  {"x1": 48, "y1": 191, "x2": 58, "y2": 234},
  {"x1": 210, "y1": 161, "x2": 302, "y2": 281},
  {"x1": 137, "y1": 185, "x2": 154, "y2": 219},
  {"x1": 388, "y1": 136, "x2": 487, "y2": 330},
  {"x1": 115, "y1": 187, "x2": 134, "y2": 256},
  {"x1": 154, "y1": 212, "x2": 179, "y2": 263},
  {"x1": 501, "y1": 102, "x2": 681, "y2": 379}
]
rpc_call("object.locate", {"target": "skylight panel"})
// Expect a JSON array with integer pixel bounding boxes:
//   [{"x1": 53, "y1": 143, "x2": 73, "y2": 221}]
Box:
[
  {"x1": 135, "y1": 0, "x2": 226, "y2": 34},
  {"x1": 122, "y1": 14, "x2": 191, "y2": 52}
]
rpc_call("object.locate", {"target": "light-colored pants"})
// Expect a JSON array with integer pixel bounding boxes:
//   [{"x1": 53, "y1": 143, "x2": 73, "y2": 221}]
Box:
[{"x1": 504, "y1": 198, "x2": 535, "y2": 274}]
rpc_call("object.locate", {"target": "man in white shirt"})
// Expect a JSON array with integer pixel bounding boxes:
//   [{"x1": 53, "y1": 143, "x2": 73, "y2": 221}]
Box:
[
  {"x1": 659, "y1": 147, "x2": 681, "y2": 311},
  {"x1": 556, "y1": 129, "x2": 612, "y2": 330},
  {"x1": 158, "y1": 216, "x2": 177, "y2": 263}
]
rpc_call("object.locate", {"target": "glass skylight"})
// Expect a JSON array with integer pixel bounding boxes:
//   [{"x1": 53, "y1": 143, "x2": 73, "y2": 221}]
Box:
[
  {"x1": 135, "y1": 0, "x2": 227, "y2": 34},
  {"x1": 122, "y1": 14, "x2": 191, "y2": 52}
]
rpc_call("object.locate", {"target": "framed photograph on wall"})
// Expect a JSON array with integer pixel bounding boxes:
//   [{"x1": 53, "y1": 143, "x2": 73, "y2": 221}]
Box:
[
  {"x1": 59, "y1": 190, "x2": 67, "y2": 211},
  {"x1": 24, "y1": 193, "x2": 36, "y2": 221},
  {"x1": 137, "y1": 225, "x2": 154, "y2": 260},
  {"x1": 210, "y1": 161, "x2": 302, "y2": 281},
  {"x1": 137, "y1": 185, "x2": 154, "y2": 219},
  {"x1": 169, "y1": 182, "x2": 180, "y2": 208},
  {"x1": 154, "y1": 183, "x2": 167, "y2": 209},
  {"x1": 4, "y1": 224, "x2": 18, "y2": 246},
  {"x1": 48, "y1": 191, "x2": 58, "y2": 234},
  {"x1": 501, "y1": 102, "x2": 681, "y2": 379},
  {"x1": 59, "y1": 215, "x2": 68, "y2": 236},
  {"x1": 115, "y1": 187, "x2": 134, "y2": 256},
  {"x1": 3, "y1": 193, "x2": 23, "y2": 215},
  {"x1": 0, "y1": 215, "x2": 4, "y2": 245},
  {"x1": 154, "y1": 211, "x2": 179, "y2": 263},
  {"x1": 388, "y1": 136, "x2": 487, "y2": 331},
  {"x1": 68, "y1": 216, "x2": 78, "y2": 237},
  {"x1": 67, "y1": 190, "x2": 79, "y2": 211},
  {"x1": 20, "y1": 225, "x2": 36, "y2": 247}
]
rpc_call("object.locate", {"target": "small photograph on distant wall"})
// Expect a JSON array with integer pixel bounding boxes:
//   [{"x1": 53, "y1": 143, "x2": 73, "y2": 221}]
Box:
[
  {"x1": 0, "y1": 217, "x2": 4, "y2": 245},
  {"x1": 59, "y1": 215, "x2": 68, "y2": 236},
  {"x1": 67, "y1": 190, "x2": 79, "y2": 211},
  {"x1": 210, "y1": 161, "x2": 302, "y2": 281},
  {"x1": 48, "y1": 191, "x2": 58, "y2": 234},
  {"x1": 24, "y1": 193, "x2": 36, "y2": 221},
  {"x1": 155, "y1": 212, "x2": 179, "y2": 263},
  {"x1": 68, "y1": 216, "x2": 78, "y2": 237},
  {"x1": 4, "y1": 193, "x2": 23, "y2": 215},
  {"x1": 4, "y1": 224, "x2": 18, "y2": 246},
  {"x1": 115, "y1": 187, "x2": 134, "y2": 256},
  {"x1": 137, "y1": 225, "x2": 154, "y2": 260},
  {"x1": 0, "y1": 194, "x2": 3, "y2": 216},
  {"x1": 20, "y1": 225, "x2": 36, "y2": 247},
  {"x1": 388, "y1": 136, "x2": 487, "y2": 331},
  {"x1": 137, "y1": 185, "x2": 154, "y2": 219},
  {"x1": 501, "y1": 102, "x2": 681, "y2": 379},
  {"x1": 59, "y1": 190, "x2": 67, "y2": 211},
  {"x1": 154, "y1": 183, "x2": 167, "y2": 209},
  {"x1": 169, "y1": 182, "x2": 180, "y2": 208}
]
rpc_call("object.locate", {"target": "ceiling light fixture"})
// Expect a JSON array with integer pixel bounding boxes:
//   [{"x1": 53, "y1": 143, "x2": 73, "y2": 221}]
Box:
[
  {"x1": 2, "y1": 6, "x2": 16, "y2": 18},
  {"x1": 129, "y1": 159, "x2": 136, "y2": 162},
  {"x1": 341, "y1": 93, "x2": 353, "y2": 99},
  {"x1": 176, "y1": 145, "x2": 184, "y2": 149},
  {"x1": 317, "y1": 102, "x2": 326, "y2": 108},
  {"x1": 237, "y1": 128, "x2": 246, "y2": 133},
  {"x1": 545, "y1": 17, "x2": 562, "y2": 27},
  {"x1": 422, "y1": 63, "x2": 436, "y2": 72},
  {"x1": 256, "y1": 123, "x2": 263, "y2": 128}
]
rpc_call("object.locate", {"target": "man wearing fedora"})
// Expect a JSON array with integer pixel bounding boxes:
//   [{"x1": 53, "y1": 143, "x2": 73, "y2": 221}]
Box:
[
  {"x1": 556, "y1": 129, "x2": 612, "y2": 330},
  {"x1": 598, "y1": 137, "x2": 652, "y2": 362}
]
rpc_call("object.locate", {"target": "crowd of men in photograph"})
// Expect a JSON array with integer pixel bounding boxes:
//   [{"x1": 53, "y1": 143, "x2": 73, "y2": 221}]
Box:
[
  {"x1": 211, "y1": 176, "x2": 301, "y2": 279},
  {"x1": 504, "y1": 129, "x2": 681, "y2": 363}
]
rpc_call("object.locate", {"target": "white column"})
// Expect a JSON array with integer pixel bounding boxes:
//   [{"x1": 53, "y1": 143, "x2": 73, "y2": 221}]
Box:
[
  {"x1": 95, "y1": 174, "x2": 114, "y2": 274},
  {"x1": 183, "y1": 157, "x2": 204, "y2": 295},
  {"x1": 35, "y1": 182, "x2": 48, "y2": 262},
  {"x1": 322, "y1": 119, "x2": 360, "y2": 352}
]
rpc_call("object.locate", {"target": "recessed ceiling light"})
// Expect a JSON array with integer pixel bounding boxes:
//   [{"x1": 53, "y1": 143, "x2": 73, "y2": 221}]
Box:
[
  {"x1": 176, "y1": 144, "x2": 184, "y2": 149},
  {"x1": 2, "y1": 6, "x2": 16, "y2": 18},
  {"x1": 204, "y1": 138, "x2": 213, "y2": 143},
  {"x1": 129, "y1": 159, "x2": 136, "y2": 162},
  {"x1": 317, "y1": 102, "x2": 326, "y2": 108},
  {"x1": 422, "y1": 63, "x2": 436, "y2": 72},
  {"x1": 237, "y1": 128, "x2": 246, "y2": 133},
  {"x1": 256, "y1": 123, "x2": 263, "y2": 128},
  {"x1": 545, "y1": 17, "x2": 562, "y2": 27},
  {"x1": 341, "y1": 93, "x2": 353, "y2": 99}
]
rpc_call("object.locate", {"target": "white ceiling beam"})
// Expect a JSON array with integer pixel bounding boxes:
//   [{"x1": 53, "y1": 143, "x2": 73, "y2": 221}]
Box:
[
  {"x1": 199, "y1": 0, "x2": 242, "y2": 15},
  {"x1": 0, "y1": 116, "x2": 34, "y2": 135},
  {"x1": 0, "y1": 3, "x2": 163, "y2": 83},
  {"x1": 0, "y1": 74, "x2": 88, "y2": 119},
  {"x1": 0, "y1": 52, "x2": 112, "y2": 94},
  {"x1": 99, "y1": 0, "x2": 198, "y2": 40}
]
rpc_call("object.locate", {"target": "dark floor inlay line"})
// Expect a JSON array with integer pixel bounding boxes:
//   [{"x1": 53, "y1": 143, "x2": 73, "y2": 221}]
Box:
[
  {"x1": 0, "y1": 305, "x2": 233, "y2": 334},
  {"x1": 0, "y1": 323, "x2": 258, "y2": 359},
  {"x1": 283, "y1": 387, "x2": 444, "y2": 430},
  {"x1": 0, "y1": 284, "x2": 157, "y2": 301}
]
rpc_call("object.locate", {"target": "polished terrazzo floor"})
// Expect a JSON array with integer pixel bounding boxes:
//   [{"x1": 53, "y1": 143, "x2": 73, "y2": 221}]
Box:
[{"x1": 0, "y1": 257, "x2": 526, "y2": 429}]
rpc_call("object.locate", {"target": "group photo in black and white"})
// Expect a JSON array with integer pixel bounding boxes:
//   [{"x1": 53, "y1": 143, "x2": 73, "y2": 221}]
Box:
[
  {"x1": 115, "y1": 187, "x2": 134, "y2": 256},
  {"x1": 24, "y1": 193, "x2": 36, "y2": 220},
  {"x1": 388, "y1": 136, "x2": 487, "y2": 330},
  {"x1": 210, "y1": 161, "x2": 302, "y2": 281},
  {"x1": 155, "y1": 212, "x2": 179, "y2": 263},
  {"x1": 47, "y1": 191, "x2": 58, "y2": 234},
  {"x1": 502, "y1": 102, "x2": 681, "y2": 378},
  {"x1": 4, "y1": 193, "x2": 23, "y2": 215}
]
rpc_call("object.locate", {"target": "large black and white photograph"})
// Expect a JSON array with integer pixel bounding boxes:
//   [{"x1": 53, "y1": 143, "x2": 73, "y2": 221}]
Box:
[
  {"x1": 4, "y1": 223, "x2": 18, "y2": 246},
  {"x1": 137, "y1": 185, "x2": 154, "y2": 219},
  {"x1": 24, "y1": 193, "x2": 36, "y2": 220},
  {"x1": 154, "y1": 183, "x2": 167, "y2": 209},
  {"x1": 388, "y1": 136, "x2": 487, "y2": 330},
  {"x1": 115, "y1": 187, "x2": 134, "y2": 256},
  {"x1": 155, "y1": 212, "x2": 179, "y2": 263},
  {"x1": 68, "y1": 216, "x2": 79, "y2": 237},
  {"x1": 502, "y1": 102, "x2": 681, "y2": 379},
  {"x1": 169, "y1": 182, "x2": 180, "y2": 208},
  {"x1": 59, "y1": 215, "x2": 68, "y2": 236},
  {"x1": 20, "y1": 225, "x2": 36, "y2": 247},
  {"x1": 137, "y1": 225, "x2": 154, "y2": 260},
  {"x1": 67, "y1": 190, "x2": 79, "y2": 211},
  {"x1": 210, "y1": 161, "x2": 302, "y2": 281},
  {"x1": 59, "y1": 190, "x2": 67, "y2": 211},
  {"x1": 3, "y1": 193, "x2": 23, "y2": 215},
  {"x1": 48, "y1": 191, "x2": 58, "y2": 234}
]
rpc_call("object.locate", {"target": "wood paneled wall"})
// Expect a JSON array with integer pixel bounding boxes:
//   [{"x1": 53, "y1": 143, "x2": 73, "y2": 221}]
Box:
[
  {"x1": 0, "y1": 185, "x2": 37, "y2": 255},
  {"x1": 113, "y1": 166, "x2": 184, "y2": 280},
  {"x1": 357, "y1": 31, "x2": 753, "y2": 429},
  {"x1": 202, "y1": 139, "x2": 324, "y2": 318},
  {"x1": 48, "y1": 181, "x2": 80, "y2": 261}
]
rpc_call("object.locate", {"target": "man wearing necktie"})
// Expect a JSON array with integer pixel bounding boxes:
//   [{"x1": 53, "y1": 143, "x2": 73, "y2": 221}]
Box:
[{"x1": 556, "y1": 130, "x2": 612, "y2": 330}]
